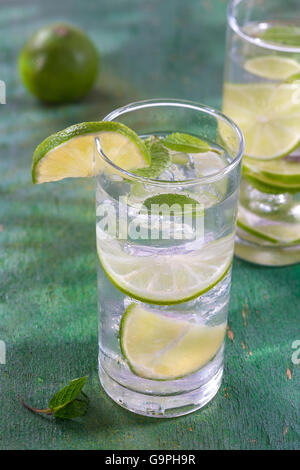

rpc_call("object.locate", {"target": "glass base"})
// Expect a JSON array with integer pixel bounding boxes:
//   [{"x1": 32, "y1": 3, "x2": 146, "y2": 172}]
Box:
[
  {"x1": 98, "y1": 359, "x2": 223, "y2": 418},
  {"x1": 235, "y1": 234, "x2": 300, "y2": 267}
]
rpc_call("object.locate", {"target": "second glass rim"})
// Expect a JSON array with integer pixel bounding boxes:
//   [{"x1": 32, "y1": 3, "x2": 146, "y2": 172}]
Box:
[
  {"x1": 96, "y1": 98, "x2": 244, "y2": 187},
  {"x1": 228, "y1": 0, "x2": 300, "y2": 54}
]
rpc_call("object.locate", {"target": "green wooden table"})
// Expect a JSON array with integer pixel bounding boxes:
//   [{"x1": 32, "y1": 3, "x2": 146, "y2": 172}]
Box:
[{"x1": 0, "y1": 0, "x2": 299, "y2": 450}]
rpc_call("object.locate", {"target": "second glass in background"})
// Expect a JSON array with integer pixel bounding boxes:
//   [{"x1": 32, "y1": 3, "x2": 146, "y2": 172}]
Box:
[{"x1": 223, "y1": 0, "x2": 300, "y2": 266}]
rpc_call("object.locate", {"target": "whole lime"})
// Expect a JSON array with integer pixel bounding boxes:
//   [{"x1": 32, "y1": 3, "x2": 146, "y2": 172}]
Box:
[{"x1": 19, "y1": 23, "x2": 99, "y2": 103}]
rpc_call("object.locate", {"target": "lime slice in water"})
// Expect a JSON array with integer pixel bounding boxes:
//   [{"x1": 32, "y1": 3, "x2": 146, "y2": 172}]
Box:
[
  {"x1": 259, "y1": 25, "x2": 300, "y2": 47},
  {"x1": 32, "y1": 121, "x2": 150, "y2": 183},
  {"x1": 97, "y1": 232, "x2": 233, "y2": 304},
  {"x1": 243, "y1": 155, "x2": 300, "y2": 187},
  {"x1": 237, "y1": 205, "x2": 300, "y2": 244},
  {"x1": 244, "y1": 55, "x2": 300, "y2": 80},
  {"x1": 120, "y1": 303, "x2": 226, "y2": 380},
  {"x1": 243, "y1": 171, "x2": 299, "y2": 194},
  {"x1": 222, "y1": 83, "x2": 300, "y2": 160}
]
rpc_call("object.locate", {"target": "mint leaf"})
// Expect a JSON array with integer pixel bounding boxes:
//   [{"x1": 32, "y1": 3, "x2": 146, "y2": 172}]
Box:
[
  {"x1": 260, "y1": 26, "x2": 300, "y2": 46},
  {"x1": 142, "y1": 193, "x2": 203, "y2": 218},
  {"x1": 52, "y1": 397, "x2": 89, "y2": 419},
  {"x1": 49, "y1": 376, "x2": 87, "y2": 410},
  {"x1": 18, "y1": 376, "x2": 89, "y2": 420},
  {"x1": 134, "y1": 137, "x2": 171, "y2": 178},
  {"x1": 162, "y1": 133, "x2": 210, "y2": 153}
]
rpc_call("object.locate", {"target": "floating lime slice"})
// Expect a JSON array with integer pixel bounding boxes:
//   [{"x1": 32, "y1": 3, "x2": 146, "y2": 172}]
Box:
[
  {"x1": 244, "y1": 55, "x2": 300, "y2": 80},
  {"x1": 32, "y1": 121, "x2": 150, "y2": 183},
  {"x1": 242, "y1": 172, "x2": 297, "y2": 194},
  {"x1": 97, "y1": 232, "x2": 233, "y2": 305},
  {"x1": 222, "y1": 83, "x2": 300, "y2": 160},
  {"x1": 237, "y1": 205, "x2": 300, "y2": 244},
  {"x1": 259, "y1": 25, "x2": 300, "y2": 47},
  {"x1": 120, "y1": 303, "x2": 226, "y2": 380},
  {"x1": 243, "y1": 155, "x2": 300, "y2": 188}
]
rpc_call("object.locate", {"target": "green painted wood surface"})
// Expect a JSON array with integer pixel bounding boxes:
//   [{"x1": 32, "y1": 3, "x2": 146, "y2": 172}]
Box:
[{"x1": 0, "y1": 0, "x2": 299, "y2": 450}]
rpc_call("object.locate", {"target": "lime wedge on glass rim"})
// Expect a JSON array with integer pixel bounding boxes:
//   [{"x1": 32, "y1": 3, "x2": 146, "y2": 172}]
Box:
[
  {"x1": 244, "y1": 55, "x2": 300, "y2": 80},
  {"x1": 120, "y1": 303, "x2": 226, "y2": 380},
  {"x1": 222, "y1": 82, "x2": 300, "y2": 160},
  {"x1": 97, "y1": 232, "x2": 233, "y2": 305},
  {"x1": 31, "y1": 121, "x2": 151, "y2": 183}
]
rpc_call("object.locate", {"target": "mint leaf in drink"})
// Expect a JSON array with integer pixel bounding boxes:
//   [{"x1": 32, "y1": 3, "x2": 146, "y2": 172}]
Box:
[
  {"x1": 260, "y1": 26, "x2": 300, "y2": 46},
  {"x1": 134, "y1": 136, "x2": 171, "y2": 178},
  {"x1": 162, "y1": 133, "x2": 211, "y2": 153},
  {"x1": 18, "y1": 376, "x2": 89, "y2": 420},
  {"x1": 142, "y1": 193, "x2": 204, "y2": 218}
]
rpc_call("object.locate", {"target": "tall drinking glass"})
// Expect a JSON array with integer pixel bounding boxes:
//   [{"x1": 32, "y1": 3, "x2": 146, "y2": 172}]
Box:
[
  {"x1": 95, "y1": 100, "x2": 243, "y2": 417},
  {"x1": 223, "y1": 0, "x2": 300, "y2": 266}
]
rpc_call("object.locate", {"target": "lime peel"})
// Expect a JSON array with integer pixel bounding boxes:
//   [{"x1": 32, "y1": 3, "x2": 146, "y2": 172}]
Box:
[{"x1": 32, "y1": 121, "x2": 150, "y2": 184}]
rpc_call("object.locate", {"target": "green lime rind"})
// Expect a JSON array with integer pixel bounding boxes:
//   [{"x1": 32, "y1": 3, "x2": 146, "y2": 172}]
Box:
[
  {"x1": 97, "y1": 250, "x2": 232, "y2": 306},
  {"x1": 243, "y1": 169, "x2": 300, "y2": 194},
  {"x1": 237, "y1": 219, "x2": 279, "y2": 244},
  {"x1": 32, "y1": 121, "x2": 151, "y2": 184},
  {"x1": 285, "y1": 72, "x2": 300, "y2": 84},
  {"x1": 243, "y1": 156, "x2": 300, "y2": 185},
  {"x1": 237, "y1": 224, "x2": 276, "y2": 246},
  {"x1": 237, "y1": 208, "x2": 300, "y2": 245},
  {"x1": 119, "y1": 303, "x2": 135, "y2": 373},
  {"x1": 142, "y1": 193, "x2": 204, "y2": 218},
  {"x1": 162, "y1": 132, "x2": 211, "y2": 154},
  {"x1": 133, "y1": 137, "x2": 170, "y2": 178},
  {"x1": 119, "y1": 303, "x2": 226, "y2": 381},
  {"x1": 19, "y1": 23, "x2": 99, "y2": 104},
  {"x1": 259, "y1": 25, "x2": 300, "y2": 47}
]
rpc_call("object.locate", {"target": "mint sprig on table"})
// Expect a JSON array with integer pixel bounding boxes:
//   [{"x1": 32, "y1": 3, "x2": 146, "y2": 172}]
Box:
[
  {"x1": 18, "y1": 376, "x2": 89, "y2": 420},
  {"x1": 260, "y1": 26, "x2": 300, "y2": 46}
]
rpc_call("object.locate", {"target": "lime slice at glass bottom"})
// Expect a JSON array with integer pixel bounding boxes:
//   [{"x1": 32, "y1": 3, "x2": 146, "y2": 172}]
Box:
[
  {"x1": 32, "y1": 121, "x2": 150, "y2": 183},
  {"x1": 244, "y1": 55, "x2": 300, "y2": 80},
  {"x1": 97, "y1": 232, "x2": 234, "y2": 305},
  {"x1": 120, "y1": 303, "x2": 226, "y2": 380},
  {"x1": 237, "y1": 206, "x2": 300, "y2": 244}
]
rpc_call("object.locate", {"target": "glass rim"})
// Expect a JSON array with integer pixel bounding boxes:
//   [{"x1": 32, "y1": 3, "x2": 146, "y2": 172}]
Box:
[
  {"x1": 228, "y1": 0, "x2": 300, "y2": 54},
  {"x1": 96, "y1": 98, "x2": 244, "y2": 187}
]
